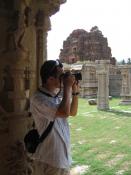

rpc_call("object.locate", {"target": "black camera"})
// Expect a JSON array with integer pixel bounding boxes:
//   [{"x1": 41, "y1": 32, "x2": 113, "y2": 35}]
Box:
[
  {"x1": 72, "y1": 72, "x2": 82, "y2": 81},
  {"x1": 62, "y1": 72, "x2": 82, "y2": 81}
]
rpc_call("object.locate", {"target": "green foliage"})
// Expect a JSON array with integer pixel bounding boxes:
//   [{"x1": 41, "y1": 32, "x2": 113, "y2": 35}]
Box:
[{"x1": 69, "y1": 98, "x2": 131, "y2": 175}]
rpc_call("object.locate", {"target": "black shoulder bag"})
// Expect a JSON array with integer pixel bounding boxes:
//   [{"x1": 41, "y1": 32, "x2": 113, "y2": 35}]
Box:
[{"x1": 24, "y1": 89, "x2": 56, "y2": 154}]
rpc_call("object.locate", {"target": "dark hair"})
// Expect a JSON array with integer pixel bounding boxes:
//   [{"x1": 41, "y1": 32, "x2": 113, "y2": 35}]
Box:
[{"x1": 40, "y1": 60, "x2": 63, "y2": 84}]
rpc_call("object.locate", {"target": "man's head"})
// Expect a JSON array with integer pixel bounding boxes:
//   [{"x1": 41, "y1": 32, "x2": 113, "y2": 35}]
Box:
[{"x1": 40, "y1": 59, "x2": 63, "y2": 85}]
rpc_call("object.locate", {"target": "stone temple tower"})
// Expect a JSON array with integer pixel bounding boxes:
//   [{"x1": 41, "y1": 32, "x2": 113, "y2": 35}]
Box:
[{"x1": 59, "y1": 26, "x2": 113, "y2": 64}]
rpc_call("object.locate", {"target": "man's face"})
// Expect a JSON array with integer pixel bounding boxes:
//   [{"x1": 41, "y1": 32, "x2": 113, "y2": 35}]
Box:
[{"x1": 54, "y1": 66, "x2": 64, "y2": 88}]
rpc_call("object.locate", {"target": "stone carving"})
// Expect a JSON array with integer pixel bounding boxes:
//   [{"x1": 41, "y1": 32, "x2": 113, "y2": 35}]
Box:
[
  {"x1": 24, "y1": 6, "x2": 32, "y2": 27},
  {"x1": 0, "y1": 106, "x2": 8, "y2": 133},
  {"x1": 35, "y1": 10, "x2": 46, "y2": 86},
  {"x1": 4, "y1": 10, "x2": 25, "y2": 52},
  {"x1": 3, "y1": 6, "x2": 32, "y2": 53},
  {"x1": 24, "y1": 66, "x2": 31, "y2": 90},
  {"x1": 24, "y1": 66, "x2": 31, "y2": 110},
  {"x1": 3, "y1": 65, "x2": 14, "y2": 91},
  {"x1": 0, "y1": 65, "x2": 14, "y2": 112},
  {"x1": 6, "y1": 141, "x2": 33, "y2": 175},
  {"x1": 35, "y1": 10, "x2": 45, "y2": 28},
  {"x1": 59, "y1": 26, "x2": 114, "y2": 64},
  {"x1": 81, "y1": 62, "x2": 97, "y2": 98},
  {"x1": 0, "y1": 1, "x2": 66, "y2": 175}
]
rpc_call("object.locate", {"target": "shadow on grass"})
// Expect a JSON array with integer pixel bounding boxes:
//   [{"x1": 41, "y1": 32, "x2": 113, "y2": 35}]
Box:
[{"x1": 105, "y1": 109, "x2": 131, "y2": 117}]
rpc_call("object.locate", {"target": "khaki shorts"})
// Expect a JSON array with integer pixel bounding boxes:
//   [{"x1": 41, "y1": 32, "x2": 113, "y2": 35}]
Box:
[{"x1": 34, "y1": 161, "x2": 70, "y2": 175}]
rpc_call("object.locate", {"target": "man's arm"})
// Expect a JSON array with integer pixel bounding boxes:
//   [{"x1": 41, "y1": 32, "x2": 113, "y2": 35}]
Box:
[
  {"x1": 70, "y1": 94, "x2": 78, "y2": 116},
  {"x1": 55, "y1": 86, "x2": 72, "y2": 117},
  {"x1": 55, "y1": 74, "x2": 75, "y2": 118},
  {"x1": 70, "y1": 81, "x2": 79, "y2": 116}
]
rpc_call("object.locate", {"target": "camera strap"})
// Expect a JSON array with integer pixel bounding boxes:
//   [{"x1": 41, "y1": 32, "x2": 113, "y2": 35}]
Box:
[{"x1": 35, "y1": 89, "x2": 56, "y2": 143}]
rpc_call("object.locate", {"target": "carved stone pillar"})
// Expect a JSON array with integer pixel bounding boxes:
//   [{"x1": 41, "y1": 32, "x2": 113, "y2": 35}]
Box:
[
  {"x1": 119, "y1": 65, "x2": 131, "y2": 105},
  {"x1": 81, "y1": 61, "x2": 97, "y2": 98},
  {"x1": 96, "y1": 60, "x2": 110, "y2": 110},
  {"x1": 35, "y1": 10, "x2": 51, "y2": 87},
  {"x1": 0, "y1": 1, "x2": 35, "y2": 174},
  {"x1": 0, "y1": 0, "x2": 66, "y2": 174}
]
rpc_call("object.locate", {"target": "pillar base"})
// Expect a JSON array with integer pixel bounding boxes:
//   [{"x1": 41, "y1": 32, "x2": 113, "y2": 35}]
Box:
[
  {"x1": 97, "y1": 105, "x2": 109, "y2": 110},
  {"x1": 119, "y1": 100, "x2": 131, "y2": 105}
]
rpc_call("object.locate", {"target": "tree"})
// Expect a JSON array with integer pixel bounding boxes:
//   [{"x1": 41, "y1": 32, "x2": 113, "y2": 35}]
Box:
[
  {"x1": 121, "y1": 59, "x2": 125, "y2": 65},
  {"x1": 127, "y1": 58, "x2": 131, "y2": 64}
]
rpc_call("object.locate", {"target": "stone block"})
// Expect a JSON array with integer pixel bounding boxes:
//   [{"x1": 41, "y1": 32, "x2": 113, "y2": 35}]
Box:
[{"x1": 88, "y1": 99, "x2": 97, "y2": 105}]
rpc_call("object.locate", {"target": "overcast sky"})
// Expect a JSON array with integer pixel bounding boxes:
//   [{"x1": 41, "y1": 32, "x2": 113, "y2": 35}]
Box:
[{"x1": 47, "y1": 0, "x2": 131, "y2": 62}]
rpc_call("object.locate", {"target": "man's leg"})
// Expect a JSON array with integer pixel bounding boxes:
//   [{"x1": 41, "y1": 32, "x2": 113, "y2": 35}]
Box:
[
  {"x1": 34, "y1": 161, "x2": 70, "y2": 175},
  {"x1": 43, "y1": 162, "x2": 70, "y2": 175}
]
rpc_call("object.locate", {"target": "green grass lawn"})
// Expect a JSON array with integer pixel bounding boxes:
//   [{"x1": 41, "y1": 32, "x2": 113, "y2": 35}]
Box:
[{"x1": 69, "y1": 98, "x2": 131, "y2": 175}]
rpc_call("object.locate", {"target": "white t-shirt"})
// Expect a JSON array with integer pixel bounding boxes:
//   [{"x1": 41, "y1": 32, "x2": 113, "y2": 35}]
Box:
[{"x1": 30, "y1": 88, "x2": 71, "y2": 169}]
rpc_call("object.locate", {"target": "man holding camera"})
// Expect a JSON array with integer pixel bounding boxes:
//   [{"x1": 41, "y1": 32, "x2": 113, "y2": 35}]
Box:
[{"x1": 30, "y1": 59, "x2": 80, "y2": 175}]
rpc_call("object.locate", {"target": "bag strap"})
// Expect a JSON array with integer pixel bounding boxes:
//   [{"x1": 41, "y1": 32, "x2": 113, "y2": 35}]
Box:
[
  {"x1": 39, "y1": 121, "x2": 54, "y2": 143},
  {"x1": 37, "y1": 88, "x2": 56, "y2": 143}
]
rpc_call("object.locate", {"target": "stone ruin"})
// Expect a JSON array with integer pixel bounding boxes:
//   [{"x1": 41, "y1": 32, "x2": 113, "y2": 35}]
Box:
[
  {"x1": 60, "y1": 27, "x2": 119, "y2": 98},
  {"x1": 59, "y1": 26, "x2": 115, "y2": 64},
  {"x1": 60, "y1": 27, "x2": 131, "y2": 107},
  {"x1": 119, "y1": 65, "x2": 131, "y2": 105}
]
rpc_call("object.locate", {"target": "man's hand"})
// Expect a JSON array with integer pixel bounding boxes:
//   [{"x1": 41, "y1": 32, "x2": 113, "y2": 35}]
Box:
[
  {"x1": 72, "y1": 80, "x2": 80, "y2": 94},
  {"x1": 63, "y1": 72, "x2": 75, "y2": 88}
]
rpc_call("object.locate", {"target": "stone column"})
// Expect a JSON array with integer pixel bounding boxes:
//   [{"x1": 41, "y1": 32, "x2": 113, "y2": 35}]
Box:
[
  {"x1": 0, "y1": 1, "x2": 36, "y2": 174},
  {"x1": 119, "y1": 65, "x2": 131, "y2": 104},
  {"x1": 35, "y1": 10, "x2": 51, "y2": 87},
  {"x1": 96, "y1": 60, "x2": 110, "y2": 110},
  {"x1": 81, "y1": 61, "x2": 97, "y2": 98},
  {"x1": 0, "y1": 0, "x2": 66, "y2": 174}
]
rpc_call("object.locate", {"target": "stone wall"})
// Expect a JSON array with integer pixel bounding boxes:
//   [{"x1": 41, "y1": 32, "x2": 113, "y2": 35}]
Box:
[
  {"x1": 109, "y1": 75, "x2": 122, "y2": 96},
  {"x1": 0, "y1": 0, "x2": 66, "y2": 174},
  {"x1": 81, "y1": 61, "x2": 97, "y2": 98},
  {"x1": 68, "y1": 62, "x2": 122, "y2": 98},
  {"x1": 109, "y1": 65, "x2": 122, "y2": 96},
  {"x1": 119, "y1": 65, "x2": 131, "y2": 104}
]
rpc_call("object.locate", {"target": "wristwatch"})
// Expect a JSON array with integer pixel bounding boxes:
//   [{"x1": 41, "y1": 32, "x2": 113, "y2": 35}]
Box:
[{"x1": 72, "y1": 92, "x2": 80, "y2": 96}]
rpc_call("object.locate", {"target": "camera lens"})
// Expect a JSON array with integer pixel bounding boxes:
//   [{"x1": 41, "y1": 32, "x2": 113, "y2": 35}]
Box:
[{"x1": 73, "y1": 72, "x2": 82, "y2": 81}]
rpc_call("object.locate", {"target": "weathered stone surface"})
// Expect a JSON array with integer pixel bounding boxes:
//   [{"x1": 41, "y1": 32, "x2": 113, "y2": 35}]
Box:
[
  {"x1": 59, "y1": 26, "x2": 115, "y2": 64},
  {"x1": 96, "y1": 60, "x2": 110, "y2": 110},
  {"x1": 109, "y1": 65, "x2": 122, "y2": 97},
  {"x1": 0, "y1": 0, "x2": 66, "y2": 174},
  {"x1": 119, "y1": 65, "x2": 131, "y2": 104},
  {"x1": 81, "y1": 61, "x2": 97, "y2": 98},
  {"x1": 88, "y1": 99, "x2": 97, "y2": 105}
]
